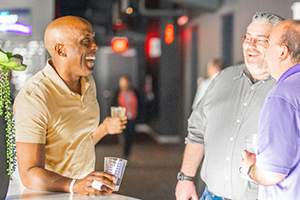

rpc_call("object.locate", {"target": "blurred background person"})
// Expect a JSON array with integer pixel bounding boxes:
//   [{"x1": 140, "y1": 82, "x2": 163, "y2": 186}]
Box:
[
  {"x1": 112, "y1": 75, "x2": 142, "y2": 160},
  {"x1": 192, "y1": 58, "x2": 226, "y2": 109}
]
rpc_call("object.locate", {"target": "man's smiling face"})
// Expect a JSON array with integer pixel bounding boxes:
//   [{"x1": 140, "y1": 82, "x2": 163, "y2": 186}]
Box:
[
  {"x1": 243, "y1": 21, "x2": 273, "y2": 77},
  {"x1": 65, "y1": 20, "x2": 98, "y2": 77}
]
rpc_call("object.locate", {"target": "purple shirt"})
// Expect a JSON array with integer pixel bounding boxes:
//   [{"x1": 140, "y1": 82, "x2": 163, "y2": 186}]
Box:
[{"x1": 256, "y1": 64, "x2": 300, "y2": 200}]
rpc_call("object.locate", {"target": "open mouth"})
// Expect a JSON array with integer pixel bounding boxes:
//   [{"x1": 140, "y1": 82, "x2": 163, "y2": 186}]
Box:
[
  {"x1": 85, "y1": 56, "x2": 95, "y2": 63},
  {"x1": 248, "y1": 52, "x2": 258, "y2": 58}
]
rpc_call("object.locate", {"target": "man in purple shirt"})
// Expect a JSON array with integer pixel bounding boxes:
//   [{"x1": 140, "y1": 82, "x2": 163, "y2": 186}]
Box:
[{"x1": 240, "y1": 19, "x2": 300, "y2": 199}]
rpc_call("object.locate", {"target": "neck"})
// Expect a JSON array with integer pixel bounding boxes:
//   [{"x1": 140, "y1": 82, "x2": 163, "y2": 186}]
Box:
[
  {"x1": 275, "y1": 61, "x2": 300, "y2": 81},
  {"x1": 49, "y1": 60, "x2": 82, "y2": 94},
  {"x1": 64, "y1": 78, "x2": 81, "y2": 94},
  {"x1": 251, "y1": 71, "x2": 270, "y2": 81},
  {"x1": 243, "y1": 67, "x2": 270, "y2": 83}
]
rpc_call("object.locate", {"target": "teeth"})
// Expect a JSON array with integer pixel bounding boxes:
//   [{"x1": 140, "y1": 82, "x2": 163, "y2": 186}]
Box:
[
  {"x1": 248, "y1": 53, "x2": 258, "y2": 56},
  {"x1": 86, "y1": 57, "x2": 95, "y2": 60}
]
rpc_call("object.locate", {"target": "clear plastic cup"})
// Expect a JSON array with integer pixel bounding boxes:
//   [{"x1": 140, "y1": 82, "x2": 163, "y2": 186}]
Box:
[
  {"x1": 110, "y1": 106, "x2": 126, "y2": 118},
  {"x1": 104, "y1": 157, "x2": 127, "y2": 191},
  {"x1": 245, "y1": 134, "x2": 257, "y2": 154}
]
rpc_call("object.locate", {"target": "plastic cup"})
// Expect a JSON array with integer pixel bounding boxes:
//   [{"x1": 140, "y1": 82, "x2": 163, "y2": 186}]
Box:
[
  {"x1": 104, "y1": 157, "x2": 127, "y2": 191},
  {"x1": 111, "y1": 106, "x2": 126, "y2": 118},
  {"x1": 245, "y1": 134, "x2": 257, "y2": 154}
]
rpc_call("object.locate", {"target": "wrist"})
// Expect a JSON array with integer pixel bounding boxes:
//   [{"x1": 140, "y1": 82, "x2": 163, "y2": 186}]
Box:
[
  {"x1": 177, "y1": 172, "x2": 194, "y2": 181},
  {"x1": 247, "y1": 165, "x2": 254, "y2": 181},
  {"x1": 100, "y1": 119, "x2": 109, "y2": 136},
  {"x1": 69, "y1": 178, "x2": 77, "y2": 194}
]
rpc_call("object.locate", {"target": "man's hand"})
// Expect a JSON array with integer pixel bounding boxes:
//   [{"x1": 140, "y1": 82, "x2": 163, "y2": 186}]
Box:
[
  {"x1": 93, "y1": 116, "x2": 127, "y2": 144},
  {"x1": 104, "y1": 116, "x2": 127, "y2": 135},
  {"x1": 175, "y1": 180, "x2": 198, "y2": 200},
  {"x1": 240, "y1": 150, "x2": 286, "y2": 186},
  {"x1": 73, "y1": 171, "x2": 116, "y2": 195},
  {"x1": 240, "y1": 150, "x2": 256, "y2": 179}
]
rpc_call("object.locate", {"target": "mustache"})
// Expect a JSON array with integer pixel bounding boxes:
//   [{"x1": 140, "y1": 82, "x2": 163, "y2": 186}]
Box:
[{"x1": 245, "y1": 49, "x2": 261, "y2": 54}]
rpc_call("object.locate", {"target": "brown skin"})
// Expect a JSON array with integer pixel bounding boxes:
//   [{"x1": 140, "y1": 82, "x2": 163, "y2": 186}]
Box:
[{"x1": 16, "y1": 16, "x2": 127, "y2": 195}]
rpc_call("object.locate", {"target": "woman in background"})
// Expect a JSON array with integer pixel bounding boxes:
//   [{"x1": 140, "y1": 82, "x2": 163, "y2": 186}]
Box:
[{"x1": 112, "y1": 75, "x2": 140, "y2": 160}]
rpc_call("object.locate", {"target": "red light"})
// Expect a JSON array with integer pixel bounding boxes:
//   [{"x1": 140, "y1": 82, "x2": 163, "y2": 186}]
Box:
[
  {"x1": 111, "y1": 37, "x2": 128, "y2": 52},
  {"x1": 165, "y1": 24, "x2": 174, "y2": 44}
]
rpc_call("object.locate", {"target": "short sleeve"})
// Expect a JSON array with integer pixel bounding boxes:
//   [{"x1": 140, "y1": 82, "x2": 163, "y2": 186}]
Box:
[
  {"x1": 14, "y1": 89, "x2": 48, "y2": 144},
  {"x1": 256, "y1": 96, "x2": 299, "y2": 175}
]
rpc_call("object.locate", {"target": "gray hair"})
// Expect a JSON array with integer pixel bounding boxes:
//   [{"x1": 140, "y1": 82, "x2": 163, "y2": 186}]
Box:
[{"x1": 252, "y1": 12, "x2": 285, "y2": 27}]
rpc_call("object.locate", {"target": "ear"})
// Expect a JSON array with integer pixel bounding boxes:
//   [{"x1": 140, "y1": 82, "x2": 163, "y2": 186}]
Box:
[
  {"x1": 278, "y1": 45, "x2": 289, "y2": 61},
  {"x1": 54, "y1": 43, "x2": 66, "y2": 57}
]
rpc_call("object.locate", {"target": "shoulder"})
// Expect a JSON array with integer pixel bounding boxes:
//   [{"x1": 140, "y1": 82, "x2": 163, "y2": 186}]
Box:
[
  {"x1": 14, "y1": 70, "x2": 52, "y2": 107},
  {"x1": 218, "y1": 63, "x2": 245, "y2": 77},
  {"x1": 269, "y1": 73, "x2": 300, "y2": 104},
  {"x1": 210, "y1": 63, "x2": 245, "y2": 85},
  {"x1": 19, "y1": 70, "x2": 48, "y2": 96}
]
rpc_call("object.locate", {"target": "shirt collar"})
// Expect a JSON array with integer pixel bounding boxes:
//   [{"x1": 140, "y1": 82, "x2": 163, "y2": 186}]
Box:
[
  {"x1": 277, "y1": 64, "x2": 300, "y2": 85},
  {"x1": 234, "y1": 63, "x2": 272, "y2": 83},
  {"x1": 43, "y1": 59, "x2": 91, "y2": 95},
  {"x1": 233, "y1": 64, "x2": 245, "y2": 80}
]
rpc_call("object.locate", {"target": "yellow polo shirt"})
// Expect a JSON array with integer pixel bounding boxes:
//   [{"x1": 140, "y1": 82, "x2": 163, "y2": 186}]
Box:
[{"x1": 14, "y1": 60, "x2": 100, "y2": 179}]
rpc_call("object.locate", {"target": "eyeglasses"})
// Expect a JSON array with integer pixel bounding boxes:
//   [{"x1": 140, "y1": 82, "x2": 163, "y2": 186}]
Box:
[{"x1": 242, "y1": 35, "x2": 269, "y2": 46}]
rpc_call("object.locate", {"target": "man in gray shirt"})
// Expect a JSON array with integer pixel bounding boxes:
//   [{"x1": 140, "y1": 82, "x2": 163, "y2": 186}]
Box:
[{"x1": 175, "y1": 12, "x2": 284, "y2": 200}]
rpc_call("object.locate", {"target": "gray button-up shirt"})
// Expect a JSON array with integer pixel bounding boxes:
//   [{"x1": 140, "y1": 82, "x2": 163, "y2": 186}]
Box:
[{"x1": 186, "y1": 64, "x2": 276, "y2": 200}]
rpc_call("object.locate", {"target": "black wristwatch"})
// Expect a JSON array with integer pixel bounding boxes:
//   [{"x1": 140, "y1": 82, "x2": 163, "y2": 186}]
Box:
[
  {"x1": 247, "y1": 165, "x2": 254, "y2": 180},
  {"x1": 177, "y1": 172, "x2": 194, "y2": 181}
]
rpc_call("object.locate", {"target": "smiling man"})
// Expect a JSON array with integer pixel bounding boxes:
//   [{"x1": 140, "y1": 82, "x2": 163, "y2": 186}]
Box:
[
  {"x1": 14, "y1": 16, "x2": 127, "y2": 195},
  {"x1": 175, "y1": 12, "x2": 284, "y2": 200},
  {"x1": 241, "y1": 19, "x2": 300, "y2": 200}
]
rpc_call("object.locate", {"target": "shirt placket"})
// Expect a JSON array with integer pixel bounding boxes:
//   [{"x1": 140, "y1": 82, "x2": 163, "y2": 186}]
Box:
[
  {"x1": 71, "y1": 92, "x2": 84, "y2": 109},
  {"x1": 224, "y1": 81, "x2": 261, "y2": 199}
]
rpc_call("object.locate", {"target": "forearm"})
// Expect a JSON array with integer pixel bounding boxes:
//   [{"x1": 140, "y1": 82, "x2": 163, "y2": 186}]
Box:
[
  {"x1": 93, "y1": 117, "x2": 127, "y2": 145},
  {"x1": 16, "y1": 142, "x2": 72, "y2": 192},
  {"x1": 20, "y1": 166, "x2": 71, "y2": 192},
  {"x1": 93, "y1": 123, "x2": 107, "y2": 145},
  {"x1": 250, "y1": 164, "x2": 286, "y2": 186},
  {"x1": 180, "y1": 142, "x2": 205, "y2": 176}
]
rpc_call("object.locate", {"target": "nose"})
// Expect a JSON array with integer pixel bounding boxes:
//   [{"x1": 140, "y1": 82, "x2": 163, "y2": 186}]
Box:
[
  {"x1": 91, "y1": 42, "x2": 99, "y2": 51},
  {"x1": 247, "y1": 38, "x2": 257, "y2": 48}
]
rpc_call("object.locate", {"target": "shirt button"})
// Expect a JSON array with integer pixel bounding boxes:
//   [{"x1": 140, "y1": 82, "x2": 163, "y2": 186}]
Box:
[
  {"x1": 251, "y1": 86, "x2": 254, "y2": 90},
  {"x1": 226, "y1": 157, "x2": 230, "y2": 161},
  {"x1": 225, "y1": 176, "x2": 229, "y2": 180},
  {"x1": 230, "y1": 137, "x2": 233, "y2": 141},
  {"x1": 243, "y1": 102, "x2": 247, "y2": 106},
  {"x1": 237, "y1": 119, "x2": 240, "y2": 123}
]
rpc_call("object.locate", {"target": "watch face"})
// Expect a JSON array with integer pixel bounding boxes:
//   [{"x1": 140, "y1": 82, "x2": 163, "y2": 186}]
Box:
[
  {"x1": 177, "y1": 172, "x2": 184, "y2": 180},
  {"x1": 177, "y1": 172, "x2": 193, "y2": 181}
]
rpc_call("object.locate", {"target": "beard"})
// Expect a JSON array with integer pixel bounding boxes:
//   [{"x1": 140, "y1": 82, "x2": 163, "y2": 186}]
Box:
[
  {"x1": 244, "y1": 54, "x2": 268, "y2": 77},
  {"x1": 245, "y1": 60, "x2": 268, "y2": 76}
]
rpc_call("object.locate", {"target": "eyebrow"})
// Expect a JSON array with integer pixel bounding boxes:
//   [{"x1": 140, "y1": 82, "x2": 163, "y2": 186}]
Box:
[
  {"x1": 246, "y1": 33, "x2": 268, "y2": 38},
  {"x1": 82, "y1": 32, "x2": 95, "y2": 38}
]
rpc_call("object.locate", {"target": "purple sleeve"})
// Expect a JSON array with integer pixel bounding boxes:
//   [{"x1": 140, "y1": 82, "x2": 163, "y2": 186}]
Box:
[{"x1": 256, "y1": 96, "x2": 299, "y2": 175}]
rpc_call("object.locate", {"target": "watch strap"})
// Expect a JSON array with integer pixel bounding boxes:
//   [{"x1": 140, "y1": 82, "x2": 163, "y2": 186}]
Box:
[
  {"x1": 247, "y1": 165, "x2": 254, "y2": 181},
  {"x1": 177, "y1": 172, "x2": 194, "y2": 181}
]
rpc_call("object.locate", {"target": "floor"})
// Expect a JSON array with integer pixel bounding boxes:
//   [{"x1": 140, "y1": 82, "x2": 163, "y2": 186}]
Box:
[{"x1": 95, "y1": 133, "x2": 205, "y2": 200}]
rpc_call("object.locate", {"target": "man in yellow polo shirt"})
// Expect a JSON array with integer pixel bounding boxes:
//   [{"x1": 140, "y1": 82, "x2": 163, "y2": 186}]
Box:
[{"x1": 14, "y1": 16, "x2": 127, "y2": 195}]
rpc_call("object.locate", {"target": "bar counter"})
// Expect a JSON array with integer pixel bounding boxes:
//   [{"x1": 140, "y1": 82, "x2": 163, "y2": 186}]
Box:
[{"x1": 6, "y1": 180, "x2": 141, "y2": 200}]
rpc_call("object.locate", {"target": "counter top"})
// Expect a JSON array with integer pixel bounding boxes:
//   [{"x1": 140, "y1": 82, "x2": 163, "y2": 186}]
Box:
[{"x1": 6, "y1": 180, "x2": 141, "y2": 200}]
